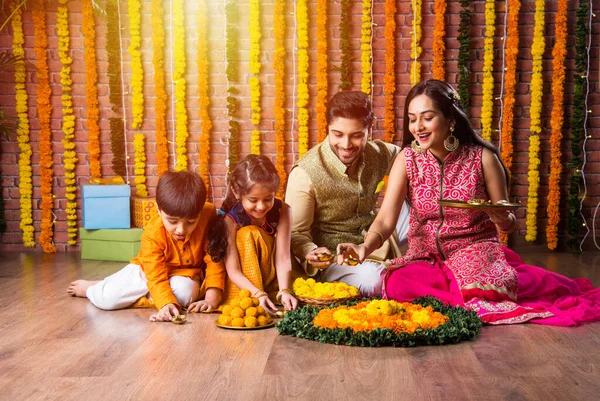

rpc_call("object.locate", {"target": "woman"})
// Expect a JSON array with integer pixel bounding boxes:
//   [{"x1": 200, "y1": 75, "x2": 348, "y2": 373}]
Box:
[{"x1": 338, "y1": 79, "x2": 600, "y2": 325}]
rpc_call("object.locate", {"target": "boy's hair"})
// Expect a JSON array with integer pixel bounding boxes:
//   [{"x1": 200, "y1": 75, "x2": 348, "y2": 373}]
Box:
[
  {"x1": 221, "y1": 155, "x2": 279, "y2": 213},
  {"x1": 156, "y1": 171, "x2": 207, "y2": 218},
  {"x1": 326, "y1": 90, "x2": 374, "y2": 128}
]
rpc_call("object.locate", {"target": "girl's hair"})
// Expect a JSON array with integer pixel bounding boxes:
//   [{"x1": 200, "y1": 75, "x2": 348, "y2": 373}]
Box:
[
  {"x1": 221, "y1": 155, "x2": 280, "y2": 213},
  {"x1": 326, "y1": 90, "x2": 374, "y2": 128},
  {"x1": 401, "y1": 79, "x2": 509, "y2": 184}
]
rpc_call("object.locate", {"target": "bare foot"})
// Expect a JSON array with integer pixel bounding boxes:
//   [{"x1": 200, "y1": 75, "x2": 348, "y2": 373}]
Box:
[{"x1": 67, "y1": 280, "x2": 99, "y2": 298}]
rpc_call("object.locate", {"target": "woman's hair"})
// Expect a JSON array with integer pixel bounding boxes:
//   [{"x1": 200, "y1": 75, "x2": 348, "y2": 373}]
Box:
[
  {"x1": 326, "y1": 90, "x2": 374, "y2": 128},
  {"x1": 156, "y1": 171, "x2": 207, "y2": 218},
  {"x1": 221, "y1": 154, "x2": 280, "y2": 213},
  {"x1": 401, "y1": 79, "x2": 509, "y2": 183}
]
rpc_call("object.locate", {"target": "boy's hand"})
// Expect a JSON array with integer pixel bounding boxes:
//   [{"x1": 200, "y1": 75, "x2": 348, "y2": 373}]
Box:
[
  {"x1": 149, "y1": 303, "x2": 179, "y2": 322},
  {"x1": 188, "y1": 299, "x2": 217, "y2": 313}
]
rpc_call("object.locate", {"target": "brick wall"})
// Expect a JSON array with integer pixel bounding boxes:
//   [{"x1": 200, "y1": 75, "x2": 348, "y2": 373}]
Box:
[{"x1": 0, "y1": 0, "x2": 599, "y2": 252}]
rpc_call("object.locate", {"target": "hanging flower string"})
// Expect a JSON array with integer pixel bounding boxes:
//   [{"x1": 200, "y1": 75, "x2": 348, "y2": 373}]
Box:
[
  {"x1": 133, "y1": 134, "x2": 147, "y2": 197},
  {"x1": 249, "y1": 0, "x2": 262, "y2": 155},
  {"x1": 12, "y1": 6, "x2": 34, "y2": 247},
  {"x1": 546, "y1": 0, "x2": 567, "y2": 250},
  {"x1": 173, "y1": 0, "x2": 189, "y2": 171},
  {"x1": 58, "y1": 0, "x2": 78, "y2": 245},
  {"x1": 198, "y1": 0, "x2": 212, "y2": 188},
  {"x1": 128, "y1": 0, "x2": 144, "y2": 129},
  {"x1": 360, "y1": 0, "x2": 372, "y2": 94},
  {"x1": 410, "y1": 0, "x2": 423, "y2": 86},
  {"x1": 33, "y1": 1, "x2": 55, "y2": 253},
  {"x1": 383, "y1": 0, "x2": 396, "y2": 143},
  {"x1": 432, "y1": 0, "x2": 446, "y2": 80},
  {"x1": 481, "y1": 0, "x2": 495, "y2": 142},
  {"x1": 106, "y1": 1, "x2": 126, "y2": 178},
  {"x1": 152, "y1": 0, "x2": 169, "y2": 176},
  {"x1": 226, "y1": 0, "x2": 240, "y2": 172},
  {"x1": 525, "y1": 0, "x2": 545, "y2": 242},
  {"x1": 339, "y1": 0, "x2": 351, "y2": 90},
  {"x1": 297, "y1": 0, "x2": 309, "y2": 156},
  {"x1": 457, "y1": 0, "x2": 471, "y2": 113},
  {"x1": 274, "y1": 0, "x2": 287, "y2": 197},
  {"x1": 316, "y1": 0, "x2": 328, "y2": 142},
  {"x1": 82, "y1": 0, "x2": 101, "y2": 179}
]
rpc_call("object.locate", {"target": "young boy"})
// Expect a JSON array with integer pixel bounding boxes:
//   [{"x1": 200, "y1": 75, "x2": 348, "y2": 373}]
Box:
[{"x1": 68, "y1": 171, "x2": 227, "y2": 322}]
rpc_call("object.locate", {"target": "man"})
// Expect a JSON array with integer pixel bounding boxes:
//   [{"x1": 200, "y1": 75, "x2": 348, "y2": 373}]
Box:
[{"x1": 285, "y1": 91, "x2": 409, "y2": 296}]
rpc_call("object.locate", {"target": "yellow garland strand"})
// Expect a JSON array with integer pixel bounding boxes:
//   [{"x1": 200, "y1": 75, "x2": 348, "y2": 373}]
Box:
[
  {"x1": 383, "y1": 0, "x2": 396, "y2": 143},
  {"x1": 33, "y1": 0, "x2": 55, "y2": 253},
  {"x1": 173, "y1": 0, "x2": 189, "y2": 171},
  {"x1": 410, "y1": 0, "x2": 422, "y2": 86},
  {"x1": 11, "y1": 5, "x2": 35, "y2": 247},
  {"x1": 198, "y1": 0, "x2": 212, "y2": 188},
  {"x1": 128, "y1": 0, "x2": 144, "y2": 129},
  {"x1": 546, "y1": 0, "x2": 568, "y2": 250},
  {"x1": 152, "y1": 0, "x2": 169, "y2": 176},
  {"x1": 250, "y1": 0, "x2": 262, "y2": 155},
  {"x1": 525, "y1": 0, "x2": 545, "y2": 242},
  {"x1": 297, "y1": 0, "x2": 309, "y2": 157},
  {"x1": 274, "y1": 0, "x2": 287, "y2": 197},
  {"x1": 133, "y1": 134, "x2": 147, "y2": 197},
  {"x1": 481, "y1": 0, "x2": 495, "y2": 142},
  {"x1": 360, "y1": 0, "x2": 372, "y2": 95},
  {"x1": 316, "y1": 0, "x2": 328, "y2": 142},
  {"x1": 432, "y1": 0, "x2": 446, "y2": 80},
  {"x1": 58, "y1": 0, "x2": 78, "y2": 245}
]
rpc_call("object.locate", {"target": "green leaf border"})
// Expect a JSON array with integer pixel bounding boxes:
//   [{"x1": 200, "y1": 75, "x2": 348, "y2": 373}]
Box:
[{"x1": 276, "y1": 296, "x2": 482, "y2": 347}]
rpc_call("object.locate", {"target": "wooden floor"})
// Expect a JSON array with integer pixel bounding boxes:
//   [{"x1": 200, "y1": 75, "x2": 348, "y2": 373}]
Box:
[{"x1": 1, "y1": 245, "x2": 599, "y2": 401}]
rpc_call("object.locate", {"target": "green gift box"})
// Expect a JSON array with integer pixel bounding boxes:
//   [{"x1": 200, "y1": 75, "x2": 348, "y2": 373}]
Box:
[{"x1": 80, "y1": 228, "x2": 143, "y2": 262}]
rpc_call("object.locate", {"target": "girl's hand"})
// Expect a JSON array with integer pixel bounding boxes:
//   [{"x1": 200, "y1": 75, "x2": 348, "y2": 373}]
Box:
[
  {"x1": 279, "y1": 292, "x2": 298, "y2": 311},
  {"x1": 149, "y1": 303, "x2": 179, "y2": 322},
  {"x1": 306, "y1": 247, "x2": 335, "y2": 270},
  {"x1": 336, "y1": 243, "x2": 367, "y2": 265},
  {"x1": 259, "y1": 295, "x2": 278, "y2": 317},
  {"x1": 187, "y1": 299, "x2": 217, "y2": 313}
]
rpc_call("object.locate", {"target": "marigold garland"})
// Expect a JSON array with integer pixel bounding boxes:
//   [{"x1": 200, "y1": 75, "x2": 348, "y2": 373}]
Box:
[
  {"x1": 525, "y1": 0, "x2": 545, "y2": 242},
  {"x1": 546, "y1": 0, "x2": 568, "y2": 250},
  {"x1": 383, "y1": 0, "x2": 396, "y2": 143},
  {"x1": 481, "y1": 0, "x2": 495, "y2": 142},
  {"x1": 277, "y1": 296, "x2": 482, "y2": 347},
  {"x1": 339, "y1": 0, "x2": 352, "y2": 90},
  {"x1": 197, "y1": 0, "x2": 212, "y2": 188},
  {"x1": 457, "y1": 0, "x2": 471, "y2": 113},
  {"x1": 226, "y1": 0, "x2": 240, "y2": 172},
  {"x1": 152, "y1": 0, "x2": 169, "y2": 176},
  {"x1": 58, "y1": 0, "x2": 78, "y2": 245},
  {"x1": 12, "y1": 6, "x2": 34, "y2": 247},
  {"x1": 133, "y1": 134, "x2": 147, "y2": 198},
  {"x1": 128, "y1": 0, "x2": 144, "y2": 129},
  {"x1": 82, "y1": 0, "x2": 101, "y2": 179},
  {"x1": 33, "y1": 1, "x2": 55, "y2": 253},
  {"x1": 297, "y1": 0, "x2": 309, "y2": 156},
  {"x1": 249, "y1": 0, "x2": 262, "y2": 155},
  {"x1": 274, "y1": 0, "x2": 287, "y2": 198},
  {"x1": 106, "y1": 1, "x2": 126, "y2": 178},
  {"x1": 316, "y1": 0, "x2": 328, "y2": 142},
  {"x1": 293, "y1": 278, "x2": 359, "y2": 299},
  {"x1": 567, "y1": 0, "x2": 589, "y2": 250},
  {"x1": 410, "y1": 0, "x2": 423, "y2": 86},
  {"x1": 432, "y1": 0, "x2": 446, "y2": 81},
  {"x1": 173, "y1": 0, "x2": 189, "y2": 171},
  {"x1": 360, "y1": 0, "x2": 372, "y2": 95}
]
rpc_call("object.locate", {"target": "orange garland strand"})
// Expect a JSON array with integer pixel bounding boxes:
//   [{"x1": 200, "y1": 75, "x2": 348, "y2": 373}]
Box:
[
  {"x1": 197, "y1": 0, "x2": 212, "y2": 189},
  {"x1": 152, "y1": 0, "x2": 169, "y2": 176},
  {"x1": 383, "y1": 0, "x2": 396, "y2": 143},
  {"x1": 432, "y1": 0, "x2": 446, "y2": 80},
  {"x1": 316, "y1": 0, "x2": 328, "y2": 142},
  {"x1": 274, "y1": 0, "x2": 287, "y2": 197},
  {"x1": 546, "y1": 0, "x2": 568, "y2": 250},
  {"x1": 32, "y1": 1, "x2": 55, "y2": 253}
]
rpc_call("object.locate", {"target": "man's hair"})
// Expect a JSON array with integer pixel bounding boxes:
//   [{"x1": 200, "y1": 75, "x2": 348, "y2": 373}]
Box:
[
  {"x1": 156, "y1": 171, "x2": 207, "y2": 218},
  {"x1": 326, "y1": 90, "x2": 374, "y2": 128}
]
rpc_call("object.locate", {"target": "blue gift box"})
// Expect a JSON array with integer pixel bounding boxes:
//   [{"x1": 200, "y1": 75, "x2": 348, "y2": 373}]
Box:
[{"x1": 82, "y1": 184, "x2": 131, "y2": 229}]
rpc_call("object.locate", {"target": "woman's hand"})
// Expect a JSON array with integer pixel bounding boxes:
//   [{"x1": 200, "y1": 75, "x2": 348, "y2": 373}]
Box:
[
  {"x1": 336, "y1": 243, "x2": 367, "y2": 265},
  {"x1": 486, "y1": 209, "x2": 516, "y2": 234},
  {"x1": 278, "y1": 292, "x2": 298, "y2": 311},
  {"x1": 259, "y1": 295, "x2": 278, "y2": 317},
  {"x1": 306, "y1": 247, "x2": 334, "y2": 270},
  {"x1": 149, "y1": 303, "x2": 179, "y2": 322}
]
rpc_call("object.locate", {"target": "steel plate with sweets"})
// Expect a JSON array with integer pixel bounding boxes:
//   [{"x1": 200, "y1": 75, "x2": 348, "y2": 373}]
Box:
[{"x1": 439, "y1": 199, "x2": 521, "y2": 210}]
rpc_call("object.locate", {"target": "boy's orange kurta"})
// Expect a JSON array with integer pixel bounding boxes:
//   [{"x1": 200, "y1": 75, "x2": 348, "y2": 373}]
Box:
[{"x1": 131, "y1": 203, "x2": 225, "y2": 310}]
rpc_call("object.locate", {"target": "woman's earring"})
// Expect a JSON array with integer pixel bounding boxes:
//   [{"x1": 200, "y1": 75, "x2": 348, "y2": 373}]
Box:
[
  {"x1": 411, "y1": 139, "x2": 424, "y2": 153},
  {"x1": 444, "y1": 125, "x2": 459, "y2": 152}
]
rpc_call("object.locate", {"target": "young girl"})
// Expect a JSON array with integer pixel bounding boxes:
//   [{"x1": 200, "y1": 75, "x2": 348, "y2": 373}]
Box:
[{"x1": 218, "y1": 155, "x2": 299, "y2": 314}]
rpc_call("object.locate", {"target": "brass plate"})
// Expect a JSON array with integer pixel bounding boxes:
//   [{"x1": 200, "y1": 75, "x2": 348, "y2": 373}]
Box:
[
  {"x1": 439, "y1": 199, "x2": 521, "y2": 210},
  {"x1": 215, "y1": 320, "x2": 276, "y2": 330}
]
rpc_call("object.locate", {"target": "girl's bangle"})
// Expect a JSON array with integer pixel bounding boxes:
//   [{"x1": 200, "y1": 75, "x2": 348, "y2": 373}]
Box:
[
  {"x1": 276, "y1": 288, "x2": 293, "y2": 303},
  {"x1": 364, "y1": 230, "x2": 385, "y2": 248},
  {"x1": 497, "y1": 214, "x2": 516, "y2": 235},
  {"x1": 252, "y1": 290, "x2": 268, "y2": 298}
]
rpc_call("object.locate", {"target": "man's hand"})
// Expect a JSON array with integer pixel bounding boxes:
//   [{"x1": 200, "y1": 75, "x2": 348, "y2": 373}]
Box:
[
  {"x1": 149, "y1": 303, "x2": 179, "y2": 322},
  {"x1": 306, "y1": 247, "x2": 335, "y2": 270}
]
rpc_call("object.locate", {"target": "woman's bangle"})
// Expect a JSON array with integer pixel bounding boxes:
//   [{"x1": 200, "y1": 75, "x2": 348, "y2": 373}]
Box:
[
  {"x1": 497, "y1": 213, "x2": 516, "y2": 235},
  {"x1": 276, "y1": 288, "x2": 293, "y2": 303},
  {"x1": 252, "y1": 290, "x2": 268, "y2": 298},
  {"x1": 364, "y1": 230, "x2": 385, "y2": 248}
]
